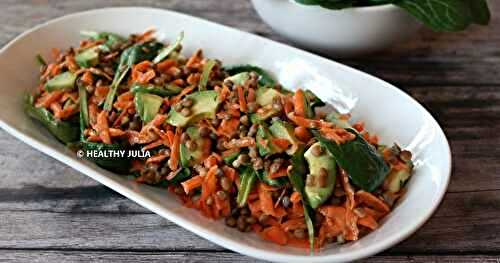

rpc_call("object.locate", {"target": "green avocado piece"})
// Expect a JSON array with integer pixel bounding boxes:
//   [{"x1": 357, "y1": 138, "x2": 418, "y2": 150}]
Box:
[
  {"x1": 45, "y1": 72, "x2": 77, "y2": 92},
  {"x1": 131, "y1": 83, "x2": 182, "y2": 97},
  {"x1": 225, "y1": 72, "x2": 249, "y2": 86},
  {"x1": 256, "y1": 124, "x2": 282, "y2": 157},
  {"x1": 250, "y1": 105, "x2": 279, "y2": 124},
  {"x1": 166, "y1": 90, "x2": 220, "y2": 127},
  {"x1": 256, "y1": 86, "x2": 282, "y2": 106},
  {"x1": 269, "y1": 120, "x2": 300, "y2": 155},
  {"x1": 180, "y1": 126, "x2": 206, "y2": 167},
  {"x1": 383, "y1": 166, "x2": 412, "y2": 193},
  {"x1": 224, "y1": 64, "x2": 276, "y2": 86},
  {"x1": 326, "y1": 111, "x2": 351, "y2": 129},
  {"x1": 304, "y1": 142, "x2": 337, "y2": 209},
  {"x1": 134, "y1": 92, "x2": 163, "y2": 123},
  {"x1": 75, "y1": 46, "x2": 99, "y2": 68}
]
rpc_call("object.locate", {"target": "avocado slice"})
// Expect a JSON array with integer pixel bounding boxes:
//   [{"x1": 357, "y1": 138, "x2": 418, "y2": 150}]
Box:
[
  {"x1": 45, "y1": 72, "x2": 77, "y2": 92},
  {"x1": 166, "y1": 90, "x2": 220, "y2": 127},
  {"x1": 326, "y1": 111, "x2": 351, "y2": 129},
  {"x1": 180, "y1": 126, "x2": 208, "y2": 167},
  {"x1": 131, "y1": 83, "x2": 182, "y2": 97},
  {"x1": 225, "y1": 72, "x2": 249, "y2": 86},
  {"x1": 256, "y1": 86, "x2": 282, "y2": 106},
  {"x1": 134, "y1": 92, "x2": 163, "y2": 123},
  {"x1": 304, "y1": 142, "x2": 337, "y2": 209},
  {"x1": 75, "y1": 46, "x2": 99, "y2": 68},
  {"x1": 250, "y1": 105, "x2": 280, "y2": 124},
  {"x1": 383, "y1": 165, "x2": 412, "y2": 193},
  {"x1": 256, "y1": 124, "x2": 282, "y2": 157},
  {"x1": 269, "y1": 120, "x2": 300, "y2": 155}
]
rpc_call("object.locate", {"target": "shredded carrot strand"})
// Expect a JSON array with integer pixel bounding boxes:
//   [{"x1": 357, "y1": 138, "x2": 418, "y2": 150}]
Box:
[
  {"x1": 96, "y1": 111, "x2": 111, "y2": 144},
  {"x1": 237, "y1": 85, "x2": 247, "y2": 112},
  {"x1": 293, "y1": 89, "x2": 306, "y2": 117},
  {"x1": 169, "y1": 127, "x2": 181, "y2": 170},
  {"x1": 181, "y1": 175, "x2": 204, "y2": 194}
]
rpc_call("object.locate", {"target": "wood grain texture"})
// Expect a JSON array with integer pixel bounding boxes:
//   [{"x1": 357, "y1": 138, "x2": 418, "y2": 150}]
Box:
[
  {"x1": 0, "y1": 251, "x2": 498, "y2": 263},
  {"x1": 0, "y1": 0, "x2": 499, "y2": 262}
]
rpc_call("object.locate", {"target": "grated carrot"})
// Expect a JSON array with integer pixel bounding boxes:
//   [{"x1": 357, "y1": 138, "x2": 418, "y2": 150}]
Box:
[
  {"x1": 168, "y1": 127, "x2": 181, "y2": 170},
  {"x1": 237, "y1": 85, "x2": 247, "y2": 112},
  {"x1": 181, "y1": 175, "x2": 204, "y2": 194},
  {"x1": 293, "y1": 89, "x2": 306, "y2": 117}
]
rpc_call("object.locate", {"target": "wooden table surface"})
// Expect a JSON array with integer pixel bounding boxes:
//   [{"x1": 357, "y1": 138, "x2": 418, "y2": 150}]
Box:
[{"x1": 1, "y1": 1, "x2": 499, "y2": 262}]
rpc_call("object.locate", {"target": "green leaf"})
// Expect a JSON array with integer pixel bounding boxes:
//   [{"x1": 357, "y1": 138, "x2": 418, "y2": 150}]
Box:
[
  {"x1": 80, "y1": 31, "x2": 125, "y2": 50},
  {"x1": 169, "y1": 168, "x2": 192, "y2": 184},
  {"x1": 104, "y1": 41, "x2": 164, "y2": 111},
  {"x1": 236, "y1": 166, "x2": 257, "y2": 207},
  {"x1": 466, "y1": 0, "x2": 490, "y2": 25},
  {"x1": 77, "y1": 82, "x2": 89, "y2": 134},
  {"x1": 153, "y1": 31, "x2": 184, "y2": 64},
  {"x1": 396, "y1": 0, "x2": 472, "y2": 32},
  {"x1": 224, "y1": 64, "x2": 276, "y2": 86},
  {"x1": 131, "y1": 83, "x2": 182, "y2": 97},
  {"x1": 313, "y1": 129, "x2": 390, "y2": 192},
  {"x1": 199, "y1": 59, "x2": 217, "y2": 91},
  {"x1": 35, "y1": 54, "x2": 46, "y2": 66},
  {"x1": 255, "y1": 170, "x2": 288, "y2": 187},
  {"x1": 80, "y1": 141, "x2": 132, "y2": 174},
  {"x1": 288, "y1": 146, "x2": 315, "y2": 253},
  {"x1": 24, "y1": 94, "x2": 80, "y2": 144}
]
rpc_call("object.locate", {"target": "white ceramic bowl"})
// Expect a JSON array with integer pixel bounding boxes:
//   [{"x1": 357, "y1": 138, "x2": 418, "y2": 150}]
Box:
[
  {"x1": 251, "y1": 0, "x2": 422, "y2": 57},
  {"x1": 0, "y1": 7, "x2": 450, "y2": 263}
]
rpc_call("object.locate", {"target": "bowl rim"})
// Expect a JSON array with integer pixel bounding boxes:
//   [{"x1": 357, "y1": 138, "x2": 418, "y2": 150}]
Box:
[{"x1": 0, "y1": 6, "x2": 451, "y2": 263}]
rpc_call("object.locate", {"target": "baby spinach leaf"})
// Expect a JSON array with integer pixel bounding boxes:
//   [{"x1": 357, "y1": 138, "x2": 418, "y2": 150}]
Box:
[
  {"x1": 236, "y1": 166, "x2": 257, "y2": 207},
  {"x1": 256, "y1": 169, "x2": 288, "y2": 187},
  {"x1": 288, "y1": 146, "x2": 315, "y2": 253},
  {"x1": 131, "y1": 83, "x2": 182, "y2": 97},
  {"x1": 224, "y1": 64, "x2": 276, "y2": 86},
  {"x1": 81, "y1": 141, "x2": 132, "y2": 174},
  {"x1": 169, "y1": 168, "x2": 192, "y2": 184},
  {"x1": 313, "y1": 129, "x2": 389, "y2": 192},
  {"x1": 77, "y1": 81, "x2": 89, "y2": 135},
  {"x1": 293, "y1": 0, "x2": 490, "y2": 32},
  {"x1": 467, "y1": 0, "x2": 490, "y2": 25},
  {"x1": 35, "y1": 54, "x2": 46, "y2": 66},
  {"x1": 396, "y1": 0, "x2": 471, "y2": 32},
  {"x1": 80, "y1": 31, "x2": 125, "y2": 50},
  {"x1": 153, "y1": 31, "x2": 184, "y2": 64},
  {"x1": 24, "y1": 94, "x2": 80, "y2": 144},
  {"x1": 104, "y1": 41, "x2": 164, "y2": 111}
]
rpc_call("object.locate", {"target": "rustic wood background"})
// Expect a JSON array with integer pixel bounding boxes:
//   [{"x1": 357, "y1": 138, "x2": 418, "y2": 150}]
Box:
[{"x1": 0, "y1": 0, "x2": 499, "y2": 262}]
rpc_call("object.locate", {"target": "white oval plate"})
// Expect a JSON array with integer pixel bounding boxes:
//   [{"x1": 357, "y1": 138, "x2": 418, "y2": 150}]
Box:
[{"x1": 0, "y1": 7, "x2": 451, "y2": 263}]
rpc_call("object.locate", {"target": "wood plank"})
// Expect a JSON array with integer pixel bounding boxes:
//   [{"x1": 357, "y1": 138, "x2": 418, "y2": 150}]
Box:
[
  {"x1": 0, "y1": 250, "x2": 498, "y2": 263},
  {"x1": 0, "y1": 189, "x2": 499, "y2": 253},
  {"x1": 0, "y1": 0, "x2": 498, "y2": 85}
]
